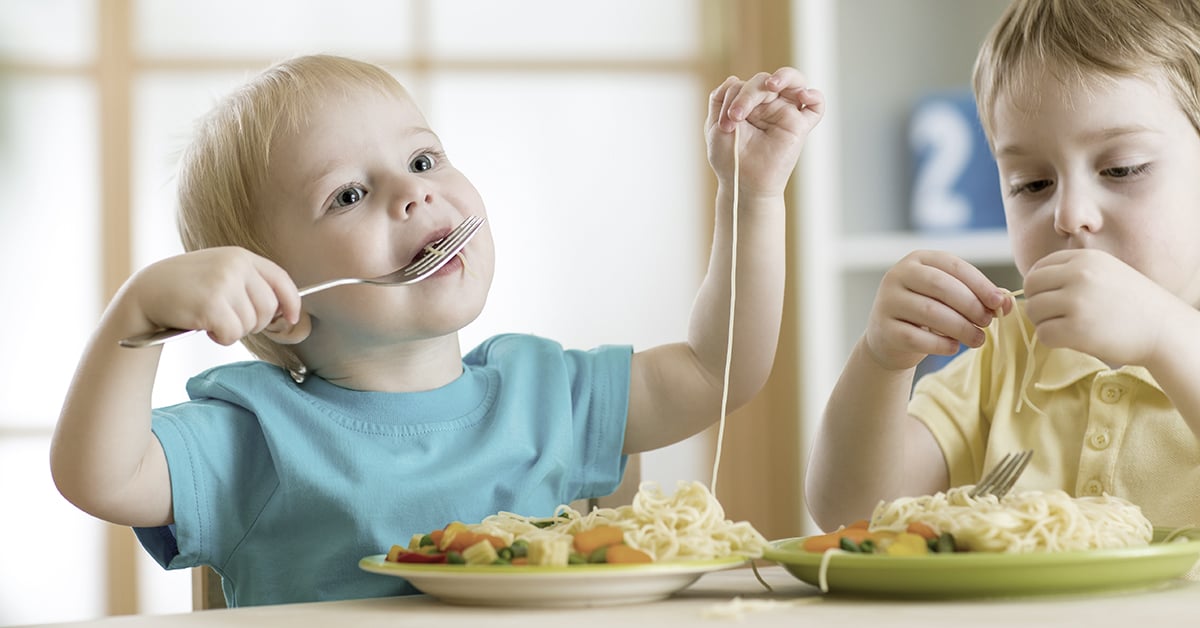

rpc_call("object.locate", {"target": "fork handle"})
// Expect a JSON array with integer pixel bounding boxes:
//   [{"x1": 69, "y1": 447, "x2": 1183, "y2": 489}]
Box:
[{"x1": 118, "y1": 327, "x2": 201, "y2": 348}]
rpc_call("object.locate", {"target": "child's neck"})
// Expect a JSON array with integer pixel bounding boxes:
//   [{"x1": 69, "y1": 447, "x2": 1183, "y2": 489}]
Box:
[{"x1": 300, "y1": 334, "x2": 465, "y2": 392}]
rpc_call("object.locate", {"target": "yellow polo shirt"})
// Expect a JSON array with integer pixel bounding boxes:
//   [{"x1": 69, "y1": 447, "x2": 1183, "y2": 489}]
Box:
[{"x1": 909, "y1": 305, "x2": 1200, "y2": 528}]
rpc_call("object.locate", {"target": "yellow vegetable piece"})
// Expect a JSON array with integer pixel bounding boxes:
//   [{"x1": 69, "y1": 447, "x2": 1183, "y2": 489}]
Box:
[
  {"x1": 527, "y1": 537, "x2": 571, "y2": 566},
  {"x1": 462, "y1": 539, "x2": 499, "y2": 565},
  {"x1": 885, "y1": 532, "x2": 929, "y2": 556}
]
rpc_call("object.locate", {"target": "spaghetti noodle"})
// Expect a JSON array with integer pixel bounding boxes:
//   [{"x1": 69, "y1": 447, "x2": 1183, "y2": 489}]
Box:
[
  {"x1": 869, "y1": 486, "x2": 1153, "y2": 553},
  {"x1": 471, "y1": 480, "x2": 767, "y2": 561}
]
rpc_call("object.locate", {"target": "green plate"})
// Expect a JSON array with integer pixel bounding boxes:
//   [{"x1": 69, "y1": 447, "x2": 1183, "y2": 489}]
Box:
[{"x1": 763, "y1": 528, "x2": 1200, "y2": 599}]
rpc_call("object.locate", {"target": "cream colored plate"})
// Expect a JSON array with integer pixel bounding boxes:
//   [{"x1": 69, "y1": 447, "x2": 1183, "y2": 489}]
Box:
[{"x1": 358, "y1": 554, "x2": 746, "y2": 607}]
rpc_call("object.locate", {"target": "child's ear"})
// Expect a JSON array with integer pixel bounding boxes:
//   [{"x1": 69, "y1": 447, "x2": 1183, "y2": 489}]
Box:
[{"x1": 262, "y1": 311, "x2": 312, "y2": 345}]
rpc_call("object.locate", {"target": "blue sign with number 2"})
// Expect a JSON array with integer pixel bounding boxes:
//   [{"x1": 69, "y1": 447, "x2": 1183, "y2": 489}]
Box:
[{"x1": 909, "y1": 91, "x2": 1006, "y2": 232}]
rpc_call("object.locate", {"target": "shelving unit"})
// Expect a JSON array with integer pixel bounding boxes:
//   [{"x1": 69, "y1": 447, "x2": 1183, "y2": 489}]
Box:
[{"x1": 792, "y1": 0, "x2": 1016, "y2": 529}]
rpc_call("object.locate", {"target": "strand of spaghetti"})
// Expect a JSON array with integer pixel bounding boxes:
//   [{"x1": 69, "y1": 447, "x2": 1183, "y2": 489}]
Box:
[{"x1": 710, "y1": 123, "x2": 739, "y2": 494}]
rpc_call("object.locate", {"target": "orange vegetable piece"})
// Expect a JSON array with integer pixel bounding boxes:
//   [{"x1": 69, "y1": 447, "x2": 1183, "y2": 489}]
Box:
[
  {"x1": 906, "y1": 522, "x2": 939, "y2": 541},
  {"x1": 801, "y1": 532, "x2": 843, "y2": 553},
  {"x1": 839, "y1": 527, "x2": 874, "y2": 543},
  {"x1": 437, "y1": 522, "x2": 470, "y2": 551},
  {"x1": 846, "y1": 519, "x2": 870, "y2": 530},
  {"x1": 573, "y1": 525, "x2": 625, "y2": 555},
  {"x1": 605, "y1": 544, "x2": 653, "y2": 564}
]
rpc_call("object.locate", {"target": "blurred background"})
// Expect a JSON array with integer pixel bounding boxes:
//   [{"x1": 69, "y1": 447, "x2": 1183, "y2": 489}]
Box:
[{"x1": 0, "y1": 0, "x2": 1015, "y2": 624}]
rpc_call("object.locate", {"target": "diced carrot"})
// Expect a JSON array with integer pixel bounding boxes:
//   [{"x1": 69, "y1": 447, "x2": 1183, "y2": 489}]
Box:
[
  {"x1": 801, "y1": 532, "x2": 846, "y2": 553},
  {"x1": 605, "y1": 544, "x2": 653, "y2": 564},
  {"x1": 429, "y1": 528, "x2": 445, "y2": 547},
  {"x1": 477, "y1": 533, "x2": 507, "y2": 549},
  {"x1": 839, "y1": 527, "x2": 874, "y2": 543},
  {"x1": 905, "y1": 522, "x2": 939, "y2": 541},
  {"x1": 438, "y1": 522, "x2": 471, "y2": 551},
  {"x1": 573, "y1": 525, "x2": 625, "y2": 555}
]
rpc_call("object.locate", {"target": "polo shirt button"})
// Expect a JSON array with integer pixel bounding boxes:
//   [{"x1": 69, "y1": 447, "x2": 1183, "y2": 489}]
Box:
[
  {"x1": 1089, "y1": 431, "x2": 1111, "y2": 450},
  {"x1": 1082, "y1": 480, "x2": 1104, "y2": 496},
  {"x1": 1099, "y1": 385, "x2": 1124, "y2": 403}
]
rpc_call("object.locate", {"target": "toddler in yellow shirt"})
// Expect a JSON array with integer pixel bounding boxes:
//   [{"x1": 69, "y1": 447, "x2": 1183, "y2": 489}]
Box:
[{"x1": 807, "y1": 0, "x2": 1200, "y2": 531}]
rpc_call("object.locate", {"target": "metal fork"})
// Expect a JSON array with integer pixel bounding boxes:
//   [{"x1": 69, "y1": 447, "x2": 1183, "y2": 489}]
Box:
[
  {"x1": 969, "y1": 450, "x2": 1034, "y2": 500},
  {"x1": 118, "y1": 215, "x2": 486, "y2": 348}
]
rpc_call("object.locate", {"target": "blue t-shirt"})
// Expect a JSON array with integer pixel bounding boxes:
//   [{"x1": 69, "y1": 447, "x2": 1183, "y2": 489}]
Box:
[{"x1": 134, "y1": 334, "x2": 632, "y2": 606}]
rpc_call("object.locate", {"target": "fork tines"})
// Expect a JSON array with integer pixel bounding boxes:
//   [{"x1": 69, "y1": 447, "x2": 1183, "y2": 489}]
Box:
[
  {"x1": 403, "y1": 215, "x2": 485, "y2": 276},
  {"x1": 970, "y1": 450, "x2": 1034, "y2": 499}
]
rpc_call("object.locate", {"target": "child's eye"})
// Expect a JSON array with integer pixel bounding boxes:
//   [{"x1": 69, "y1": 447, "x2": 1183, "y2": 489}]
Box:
[
  {"x1": 1007, "y1": 179, "x2": 1053, "y2": 197},
  {"x1": 410, "y1": 153, "x2": 436, "y2": 173},
  {"x1": 1101, "y1": 163, "x2": 1151, "y2": 179},
  {"x1": 328, "y1": 184, "x2": 367, "y2": 211}
]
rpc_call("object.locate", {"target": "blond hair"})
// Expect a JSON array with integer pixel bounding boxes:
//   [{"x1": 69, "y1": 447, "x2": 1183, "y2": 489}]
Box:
[
  {"x1": 973, "y1": 0, "x2": 1200, "y2": 144},
  {"x1": 176, "y1": 55, "x2": 408, "y2": 373}
]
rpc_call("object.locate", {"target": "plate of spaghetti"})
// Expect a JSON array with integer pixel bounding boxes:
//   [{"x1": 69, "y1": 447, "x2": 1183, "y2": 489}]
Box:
[
  {"x1": 359, "y1": 481, "x2": 764, "y2": 607},
  {"x1": 764, "y1": 487, "x2": 1200, "y2": 598}
]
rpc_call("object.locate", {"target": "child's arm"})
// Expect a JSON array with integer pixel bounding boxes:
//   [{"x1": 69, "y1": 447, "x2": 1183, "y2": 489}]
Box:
[
  {"x1": 1023, "y1": 249, "x2": 1200, "y2": 438},
  {"x1": 50, "y1": 247, "x2": 303, "y2": 527},
  {"x1": 806, "y1": 250, "x2": 1010, "y2": 530},
  {"x1": 622, "y1": 68, "x2": 824, "y2": 453}
]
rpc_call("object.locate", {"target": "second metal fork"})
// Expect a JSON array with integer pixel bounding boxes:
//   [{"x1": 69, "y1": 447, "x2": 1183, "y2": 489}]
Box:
[{"x1": 969, "y1": 450, "x2": 1034, "y2": 500}]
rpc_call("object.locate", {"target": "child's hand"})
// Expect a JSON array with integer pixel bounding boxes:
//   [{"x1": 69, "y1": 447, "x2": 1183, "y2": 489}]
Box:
[
  {"x1": 126, "y1": 247, "x2": 305, "y2": 346},
  {"x1": 865, "y1": 251, "x2": 1011, "y2": 371},
  {"x1": 705, "y1": 67, "x2": 825, "y2": 198},
  {"x1": 1024, "y1": 249, "x2": 1177, "y2": 366}
]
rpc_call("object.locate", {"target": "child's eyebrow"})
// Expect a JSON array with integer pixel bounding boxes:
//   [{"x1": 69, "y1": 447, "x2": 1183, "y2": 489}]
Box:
[{"x1": 995, "y1": 125, "x2": 1159, "y2": 158}]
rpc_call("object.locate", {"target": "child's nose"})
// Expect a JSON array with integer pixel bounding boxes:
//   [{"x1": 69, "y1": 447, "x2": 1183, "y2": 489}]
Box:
[
  {"x1": 1053, "y1": 184, "x2": 1102, "y2": 236},
  {"x1": 388, "y1": 176, "x2": 435, "y2": 218}
]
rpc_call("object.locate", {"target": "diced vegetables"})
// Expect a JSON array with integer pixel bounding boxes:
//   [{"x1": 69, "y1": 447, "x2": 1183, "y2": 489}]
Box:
[
  {"x1": 572, "y1": 525, "x2": 625, "y2": 555},
  {"x1": 801, "y1": 521, "x2": 959, "y2": 556},
  {"x1": 527, "y1": 537, "x2": 571, "y2": 566},
  {"x1": 384, "y1": 520, "x2": 661, "y2": 567},
  {"x1": 462, "y1": 539, "x2": 500, "y2": 565},
  {"x1": 604, "y1": 544, "x2": 653, "y2": 564}
]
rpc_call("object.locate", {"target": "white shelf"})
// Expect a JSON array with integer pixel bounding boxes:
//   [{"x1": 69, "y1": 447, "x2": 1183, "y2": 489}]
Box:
[
  {"x1": 839, "y1": 229, "x2": 1012, "y2": 271},
  {"x1": 793, "y1": 0, "x2": 1014, "y2": 535}
]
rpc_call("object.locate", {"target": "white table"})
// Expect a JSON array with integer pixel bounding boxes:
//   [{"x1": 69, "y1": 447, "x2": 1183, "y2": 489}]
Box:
[{"x1": 16, "y1": 565, "x2": 1200, "y2": 628}]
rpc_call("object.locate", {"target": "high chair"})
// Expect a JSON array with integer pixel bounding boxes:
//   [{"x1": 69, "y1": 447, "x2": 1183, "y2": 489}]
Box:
[{"x1": 192, "y1": 566, "x2": 226, "y2": 610}]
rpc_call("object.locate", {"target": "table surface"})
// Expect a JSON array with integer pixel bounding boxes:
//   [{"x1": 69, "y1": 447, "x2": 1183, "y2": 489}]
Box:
[{"x1": 17, "y1": 565, "x2": 1200, "y2": 628}]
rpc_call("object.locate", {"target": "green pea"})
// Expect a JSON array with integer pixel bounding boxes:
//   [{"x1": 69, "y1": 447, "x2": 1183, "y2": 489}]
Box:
[
  {"x1": 588, "y1": 546, "x2": 608, "y2": 563},
  {"x1": 839, "y1": 537, "x2": 862, "y2": 552}
]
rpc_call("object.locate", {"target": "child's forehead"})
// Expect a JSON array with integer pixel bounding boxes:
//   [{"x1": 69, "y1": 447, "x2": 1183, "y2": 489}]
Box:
[{"x1": 994, "y1": 62, "x2": 1170, "y2": 115}]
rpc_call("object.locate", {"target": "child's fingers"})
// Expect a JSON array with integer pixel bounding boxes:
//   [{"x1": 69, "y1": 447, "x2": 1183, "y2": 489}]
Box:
[
  {"x1": 255, "y1": 256, "x2": 302, "y2": 325},
  {"x1": 707, "y1": 75, "x2": 742, "y2": 132},
  {"x1": 722, "y1": 71, "x2": 778, "y2": 130},
  {"x1": 888, "y1": 282, "x2": 987, "y2": 349},
  {"x1": 916, "y1": 251, "x2": 1010, "y2": 319}
]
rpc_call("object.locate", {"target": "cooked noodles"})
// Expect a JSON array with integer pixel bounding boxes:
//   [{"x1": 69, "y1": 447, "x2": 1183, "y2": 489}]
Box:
[
  {"x1": 471, "y1": 480, "x2": 766, "y2": 561},
  {"x1": 869, "y1": 485, "x2": 1153, "y2": 553}
]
